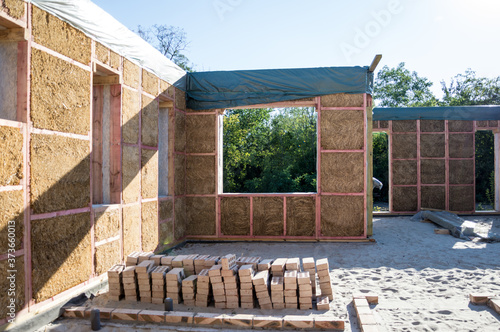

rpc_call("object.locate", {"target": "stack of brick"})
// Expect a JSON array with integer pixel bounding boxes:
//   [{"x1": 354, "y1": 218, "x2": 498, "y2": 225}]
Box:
[
  {"x1": 271, "y1": 258, "x2": 287, "y2": 277},
  {"x1": 238, "y1": 265, "x2": 255, "y2": 309},
  {"x1": 196, "y1": 269, "x2": 211, "y2": 307},
  {"x1": 209, "y1": 265, "x2": 225, "y2": 308},
  {"x1": 122, "y1": 266, "x2": 138, "y2": 301},
  {"x1": 151, "y1": 265, "x2": 169, "y2": 304},
  {"x1": 284, "y1": 270, "x2": 298, "y2": 309},
  {"x1": 194, "y1": 255, "x2": 210, "y2": 274},
  {"x1": 302, "y1": 257, "x2": 317, "y2": 297},
  {"x1": 258, "y1": 259, "x2": 273, "y2": 271},
  {"x1": 297, "y1": 271, "x2": 313, "y2": 310},
  {"x1": 316, "y1": 258, "x2": 333, "y2": 300},
  {"x1": 166, "y1": 267, "x2": 184, "y2": 304},
  {"x1": 182, "y1": 254, "x2": 198, "y2": 276},
  {"x1": 107, "y1": 264, "x2": 124, "y2": 301},
  {"x1": 138, "y1": 252, "x2": 154, "y2": 263},
  {"x1": 182, "y1": 275, "x2": 198, "y2": 306},
  {"x1": 126, "y1": 252, "x2": 140, "y2": 266},
  {"x1": 236, "y1": 256, "x2": 261, "y2": 269},
  {"x1": 136, "y1": 260, "x2": 155, "y2": 303},
  {"x1": 160, "y1": 256, "x2": 174, "y2": 268},
  {"x1": 222, "y1": 265, "x2": 239, "y2": 309},
  {"x1": 253, "y1": 270, "x2": 272, "y2": 309},
  {"x1": 270, "y1": 276, "x2": 284, "y2": 309}
]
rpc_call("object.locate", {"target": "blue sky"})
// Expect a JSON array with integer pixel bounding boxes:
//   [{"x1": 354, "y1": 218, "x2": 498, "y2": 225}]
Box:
[{"x1": 92, "y1": 0, "x2": 500, "y2": 97}]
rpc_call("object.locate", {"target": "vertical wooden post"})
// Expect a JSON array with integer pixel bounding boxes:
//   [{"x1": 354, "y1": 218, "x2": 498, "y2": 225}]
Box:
[{"x1": 92, "y1": 85, "x2": 103, "y2": 204}]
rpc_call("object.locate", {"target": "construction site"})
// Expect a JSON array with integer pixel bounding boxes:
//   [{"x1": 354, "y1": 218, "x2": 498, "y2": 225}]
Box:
[{"x1": 0, "y1": 0, "x2": 499, "y2": 331}]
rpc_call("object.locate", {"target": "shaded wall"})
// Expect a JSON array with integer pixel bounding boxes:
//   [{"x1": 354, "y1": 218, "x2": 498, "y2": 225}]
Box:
[
  {"x1": 184, "y1": 94, "x2": 372, "y2": 241},
  {"x1": 0, "y1": 1, "x2": 184, "y2": 323},
  {"x1": 373, "y1": 120, "x2": 498, "y2": 213}
]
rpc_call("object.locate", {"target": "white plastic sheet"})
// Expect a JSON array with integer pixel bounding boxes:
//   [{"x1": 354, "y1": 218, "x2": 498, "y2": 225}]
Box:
[{"x1": 29, "y1": 0, "x2": 186, "y2": 89}]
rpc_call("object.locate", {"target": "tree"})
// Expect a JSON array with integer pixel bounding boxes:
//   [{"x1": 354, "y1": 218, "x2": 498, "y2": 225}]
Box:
[
  {"x1": 440, "y1": 70, "x2": 500, "y2": 207},
  {"x1": 223, "y1": 108, "x2": 317, "y2": 193},
  {"x1": 137, "y1": 24, "x2": 194, "y2": 72},
  {"x1": 441, "y1": 69, "x2": 500, "y2": 106},
  {"x1": 374, "y1": 62, "x2": 438, "y2": 107}
]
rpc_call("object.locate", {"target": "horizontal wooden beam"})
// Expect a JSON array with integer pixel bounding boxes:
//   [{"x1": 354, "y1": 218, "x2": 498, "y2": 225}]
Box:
[
  {"x1": 0, "y1": 10, "x2": 27, "y2": 29},
  {"x1": 93, "y1": 75, "x2": 120, "y2": 85},
  {"x1": 0, "y1": 27, "x2": 27, "y2": 42},
  {"x1": 159, "y1": 101, "x2": 174, "y2": 108}
]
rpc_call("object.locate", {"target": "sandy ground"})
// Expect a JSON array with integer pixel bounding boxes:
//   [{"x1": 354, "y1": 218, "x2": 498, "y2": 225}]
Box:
[{"x1": 40, "y1": 216, "x2": 500, "y2": 331}]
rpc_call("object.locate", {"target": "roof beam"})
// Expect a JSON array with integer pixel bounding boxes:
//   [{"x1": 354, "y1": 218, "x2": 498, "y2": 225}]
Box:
[{"x1": 368, "y1": 54, "x2": 382, "y2": 72}]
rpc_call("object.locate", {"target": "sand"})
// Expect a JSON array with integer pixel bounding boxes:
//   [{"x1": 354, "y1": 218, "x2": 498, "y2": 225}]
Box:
[{"x1": 41, "y1": 216, "x2": 500, "y2": 331}]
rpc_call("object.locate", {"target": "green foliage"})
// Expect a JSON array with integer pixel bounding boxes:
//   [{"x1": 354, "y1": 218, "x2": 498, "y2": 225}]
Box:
[
  {"x1": 374, "y1": 62, "x2": 439, "y2": 107},
  {"x1": 475, "y1": 130, "x2": 495, "y2": 205},
  {"x1": 441, "y1": 69, "x2": 500, "y2": 106},
  {"x1": 372, "y1": 132, "x2": 389, "y2": 202},
  {"x1": 223, "y1": 107, "x2": 317, "y2": 193}
]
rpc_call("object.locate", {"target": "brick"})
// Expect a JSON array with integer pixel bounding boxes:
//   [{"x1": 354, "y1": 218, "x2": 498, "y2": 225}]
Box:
[
  {"x1": 352, "y1": 293, "x2": 379, "y2": 305},
  {"x1": 273, "y1": 302, "x2": 285, "y2": 309},
  {"x1": 241, "y1": 289, "x2": 253, "y2": 296},
  {"x1": 195, "y1": 300, "x2": 209, "y2": 307},
  {"x1": 284, "y1": 270, "x2": 297, "y2": 284},
  {"x1": 488, "y1": 298, "x2": 500, "y2": 314},
  {"x1": 258, "y1": 259, "x2": 274, "y2": 271},
  {"x1": 316, "y1": 258, "x2": 329, "y2": 271},
  {"x1": 63, "y1": 307, "x2": 89, "y2": 318},
  {"x1": 122, "y1": 266, "x2": 136, "y2": 277},
  {"x1": 300, "y1": 303, "x2": 312, "y2": 310},
  {"x1": 126, "y1": 251, "x2": 140, "y2": 265},
  {"x1": 285, "y1": 296, "x2": 297, "y2": 304},
  {"x1": 172, "y1": 255, "x2": 187, "y2": 267},
  {"x1": 210, "y1": 275, "x2": 223, "y2": 283},
  {"x1": 286, "y1": 257, "x2": 300, "y2": 270},
  {"x1": 204, "y1": 255, "x2": 220, "y2": 267},
  {"x1": 151, "y1": 265, "x2": 169, "y2": 278},
  {"x1": 354, "y1": 298, "x2": 370, "y2": 308},
  {"x1": 151, "y1": 298, "x2": 164, "y2": 305},
  {"x1": 138, "y1": 310, "x2": 165, "y2": 323},
  {"x1": 160, "y1": 256, "x2": 174, "y2": 266},
  {"x1": 317, "y1": 296, "x2": 330, "y2": 310},
  {"x1": 252, "y1": 270, "x2": 269, "y2": 286},
  {"x1": 302, "y1": 257, "x2": 315, "y2": 270},
  {"x1": 469, "y1": 293, "x2": 492, "y2": 305},
  {"x1": 317, "y1": 268, "x2": 330, "y2": 277},
  {"x1": 208, "y1": 264, "x2": 223, "y2": 276},
  {"x1": 214, "y1": 302, "x2": 226, "y2": 309},
  {"x1": 259, "y1": 297, "x2": 271, "y2": 305},
  {"x1": 358, "y1": 313, "x2": 377, "y2": 325},
  {"x1": 241, "y1": 302, "x2": 254, "y2": 309},
  {"x1": 271, "y1": 258, "x2": 287, "y2": 272},
  {"x1": 112, "y1": 308, "x2": 141, "y2": 321},
  {"x1": 254, "y1": 315, "x2": 282, "y2": 328},
  {"x1": 151, "y1": 255, "x2": 164, "y2": 266},
  {"x1": 221, "y1": 266, "x2": 238, "y2": 277},
  {"x1": 356, "y1": 306, "x2": 372, "y2": 315},
  {"x1": 220, "y1": 254, "x2": 236, "y2": 270},
  {"x1": 241, "y1": 295, "x2": 254, "y2": 303},
  {"x1": 283, "y1": 315, "x2": 313, "y2": 329},
  {"x1": 314, "y1": 317, "x2": 345, "y2": 330},
  {"x1": 165, "y1": 311, "x2": 194, "y2": 324},
  {"x1": 255, "y1": 284, "x2": 269, "y2": 293},
  {"x1": 284, "y1": 283, "x2": 297, "y2": 290},
  {"x1": 361, "y1": 325, "x2": 380, "y2": 332},
  {"x1": 184, "y1": 299, "x2": 195, "y2": 306}
]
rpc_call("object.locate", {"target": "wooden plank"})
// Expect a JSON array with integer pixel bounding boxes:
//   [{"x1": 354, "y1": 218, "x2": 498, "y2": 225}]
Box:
[
  {"x1": 434, "y1": 228, "x2": 451, "y2": 235},
  {"x1": 109, "y1": 84, "x2": 122, "y2": 204},
  {"x1": 368, "y1": 54, "x2": 383, "y2": 72},
  {"x1": 160, "y1": 101, "x2": 174, "y2": 108},
  {"x1": 92, "y1": 85, "x2": 104, "y2": 204},
  {"x1": 0, "y1": 27, "x2": 27, "y2": 41},
  {"x1": 93, "y1": 75, "x2": 120, "y2": 85}
]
